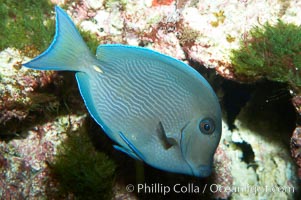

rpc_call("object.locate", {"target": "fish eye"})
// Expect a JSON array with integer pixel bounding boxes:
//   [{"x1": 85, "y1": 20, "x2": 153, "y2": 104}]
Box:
[{"x1": 199, "y1": 118, "x2": 215, "y2": 135}]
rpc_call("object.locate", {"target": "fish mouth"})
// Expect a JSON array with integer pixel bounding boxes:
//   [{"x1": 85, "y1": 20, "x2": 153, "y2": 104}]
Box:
[{"x1": 180, "y1": 121, "x2": 212, "y2": 178}]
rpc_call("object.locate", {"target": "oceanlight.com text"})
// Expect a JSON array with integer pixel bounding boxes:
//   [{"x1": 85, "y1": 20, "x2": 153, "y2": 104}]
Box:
[{"x1": 125, "y1": 183, "x2": 295, "y2": 195}]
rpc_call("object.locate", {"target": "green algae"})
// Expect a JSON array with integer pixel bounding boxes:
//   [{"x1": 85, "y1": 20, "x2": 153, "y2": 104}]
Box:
[
  {"x1": 0, "y1": 0, "x2": 100, "y2": 56},
  {"x1": 51, "y1": 124, "x2": 116, "y2": 200},
  {"x1": 231, "y1": 20, "x2": 301, "y2": 92},
  {"x1": 0, "y1": 0, "x2": 54, "y2": 56}
]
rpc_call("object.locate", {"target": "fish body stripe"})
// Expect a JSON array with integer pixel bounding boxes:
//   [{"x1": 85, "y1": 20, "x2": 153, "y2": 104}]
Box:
[{"x1": 90, "y1": 58, "x2": 191, "y2": 134}]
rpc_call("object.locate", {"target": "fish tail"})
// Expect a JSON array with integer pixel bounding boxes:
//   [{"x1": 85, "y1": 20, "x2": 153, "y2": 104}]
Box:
[{"x1": 23, "y1": 6, "x2": 97, "y2": 72}]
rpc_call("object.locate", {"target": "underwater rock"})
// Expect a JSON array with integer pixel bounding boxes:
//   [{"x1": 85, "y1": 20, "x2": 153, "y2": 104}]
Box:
[
  {"x1": 211, "y1": 141, "x2": 233, "y2": 199},
  {"x1": 180, "y1": 0, "x2": 300, "y2": 69},
  {"x1": 291, "y1": 126, "x2": 301, "y2": 178},
  {"x1": 291, "y1": 95, "x2": 301, "y2": 178},
  {"x1": 292, "y1": 95, "x2": 301, "y2": 115},
  {"x1": 69, "y1": 0, "x2": 185, "y2": 58},
  {"x1": 213, "y1": 119, "x2": 297, "y2": 199},
  {"x1": 86, "y1": 0, "x2": 104, "y2": 10},
  {"x1": 0, "y1": 114, "x2": 86, "y2": 199},
  {"x1": 68, "y1": 0, "x2": 301, "y2": 84},
  {"x1": 0, "y1": 48, "x2": 61, "y2": 136}
]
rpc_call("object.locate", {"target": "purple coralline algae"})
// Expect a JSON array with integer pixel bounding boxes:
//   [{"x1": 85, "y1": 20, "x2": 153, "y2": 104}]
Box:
[
  {"x1": 0, "y1": 112, "x2": 86, "y2": 198},
  {"x1": 0, "y1": 49, "x2": 60, "y2": 131}
]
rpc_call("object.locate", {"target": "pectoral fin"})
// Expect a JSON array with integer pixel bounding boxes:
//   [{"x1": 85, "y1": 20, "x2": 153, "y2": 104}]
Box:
[
  {"x1": 116, "y1": 132, "x2": 145, "y2": 161},
  {"x1": 156, "y1": 122, "x2": 177, "y2": 150}
]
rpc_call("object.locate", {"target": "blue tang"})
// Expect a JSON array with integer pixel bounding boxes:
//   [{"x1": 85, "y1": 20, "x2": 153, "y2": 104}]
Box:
[{"x1": 23, "y1": 6, "x2": 222, "y2": 177}]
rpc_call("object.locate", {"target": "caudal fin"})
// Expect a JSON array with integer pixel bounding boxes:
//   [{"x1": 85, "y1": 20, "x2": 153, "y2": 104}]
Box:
[{"x1": 23, "y1": 6, "x2": 96, "y2": 72}]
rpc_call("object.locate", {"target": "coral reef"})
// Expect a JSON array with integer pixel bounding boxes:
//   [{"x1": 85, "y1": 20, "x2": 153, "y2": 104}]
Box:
[
  {"x1": 1, "y1": 0, "x2": 301, "y2": 199},
  {"x1": 211, "y1": 80, "x2": 298, "y2": 199},
  {"x1": 0, "y1": 48, "x2": 60, "y2": 136},
  {"x1": 291, "y1": 126, "x2": 301, "y2": 178},
  {"x1": 218, "y1": 119, "x2": 297, "y2": 199},
  {"x1": 0, "y1": 114, "x2": 86, "y2": 198}
]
